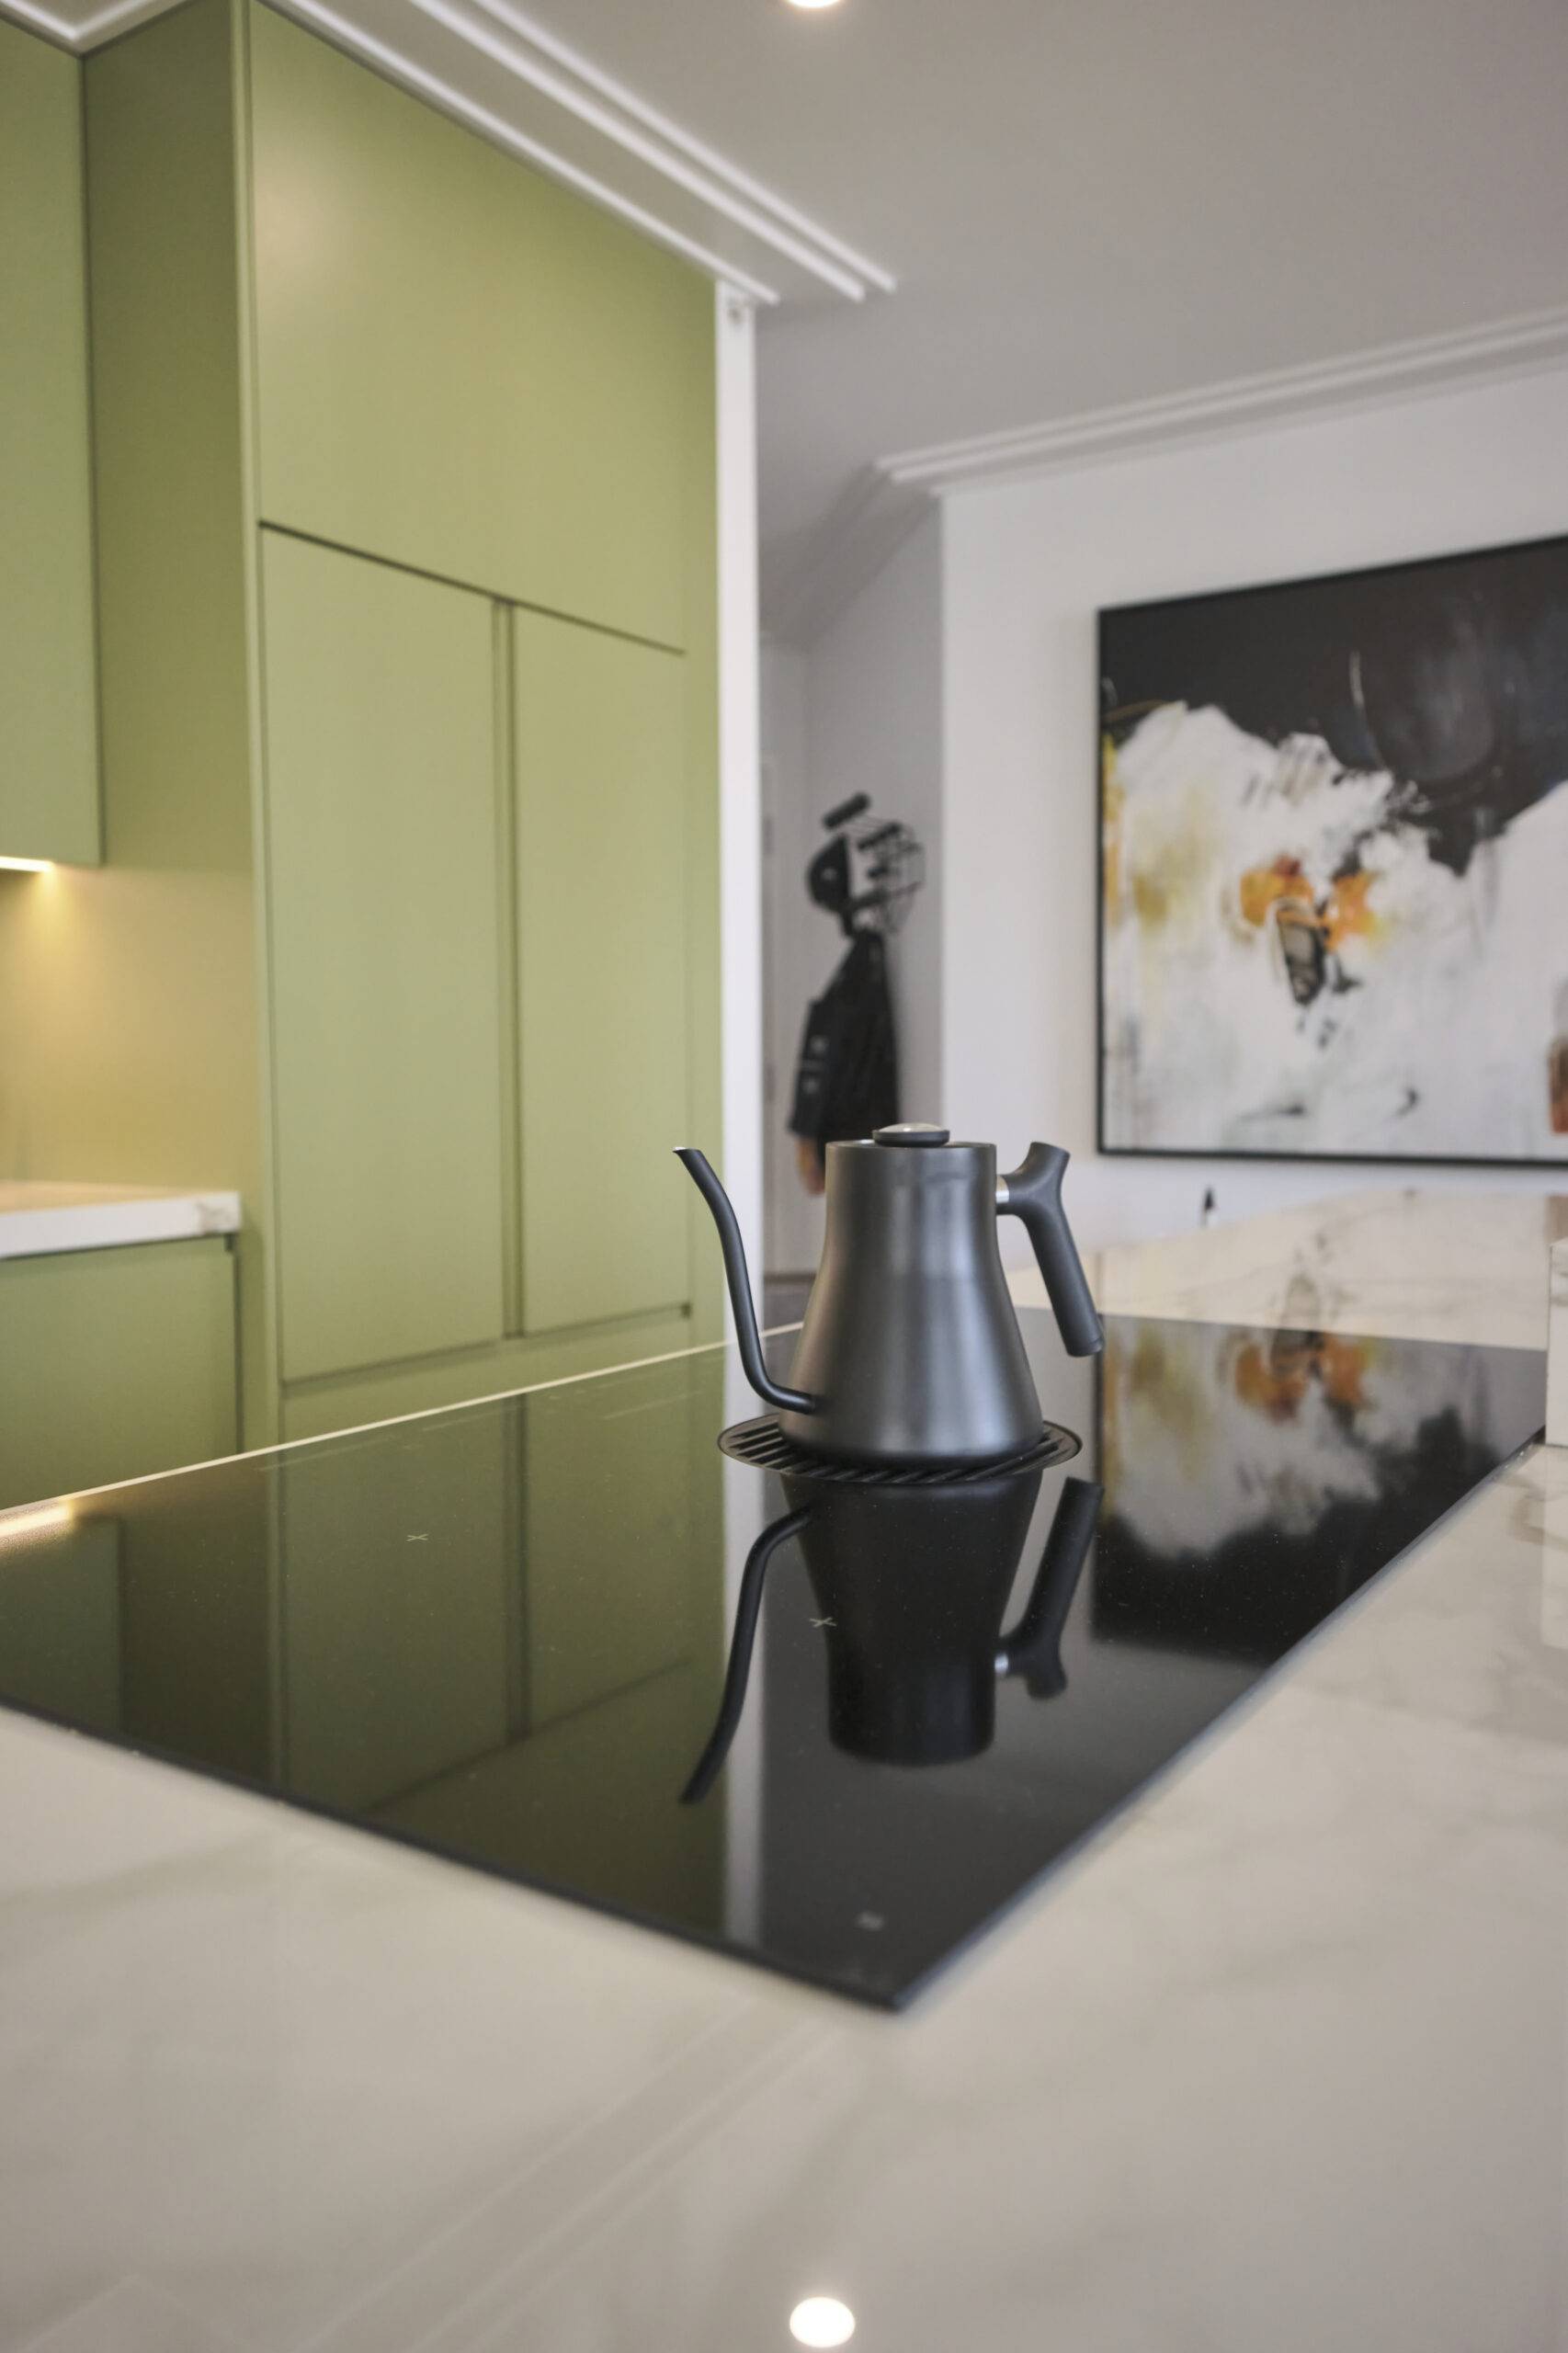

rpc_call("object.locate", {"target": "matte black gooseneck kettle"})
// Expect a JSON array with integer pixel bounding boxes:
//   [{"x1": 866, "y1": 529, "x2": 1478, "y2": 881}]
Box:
[{"x1": 677, "y1": 1123, "x2": 1104, "y2": 1467}]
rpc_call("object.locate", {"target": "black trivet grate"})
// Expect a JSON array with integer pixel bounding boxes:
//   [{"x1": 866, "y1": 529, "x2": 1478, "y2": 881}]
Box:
[{"x1": 717, "y1": 1414, "x2": 1080, "y2": 1486}]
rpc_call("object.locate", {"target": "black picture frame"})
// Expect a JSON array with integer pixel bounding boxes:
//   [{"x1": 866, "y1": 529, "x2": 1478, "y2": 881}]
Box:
[{"x1": 1095, "y1": 529, "x2": 1568, "y2": 1168}]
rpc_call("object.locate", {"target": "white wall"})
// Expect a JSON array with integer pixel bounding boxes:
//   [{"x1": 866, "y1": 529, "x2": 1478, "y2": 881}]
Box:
[
  {"x1": 715, "y1": 288, "x2": 765, "y2": 1278},
  {"x1": 760, "y1": 639, "x2": 814, "y2": 1274},
  {"x1": 761, "y1": 510, "x2": 944, "y2": 1274},
  {"x1": 941, "y1": 361, "x2": 1568, "y2": 1257}
]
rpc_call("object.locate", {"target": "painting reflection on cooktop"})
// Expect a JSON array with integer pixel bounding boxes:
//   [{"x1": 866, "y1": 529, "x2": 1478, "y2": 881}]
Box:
[{"x1": 0, "y1": 1313, "x2": 1545, "y2": 2006}]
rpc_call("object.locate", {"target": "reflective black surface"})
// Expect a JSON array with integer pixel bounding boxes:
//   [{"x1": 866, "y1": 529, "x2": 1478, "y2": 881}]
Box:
[{"x1": 0, "y1": 1313, "x2": 1544, "y2": 2005}]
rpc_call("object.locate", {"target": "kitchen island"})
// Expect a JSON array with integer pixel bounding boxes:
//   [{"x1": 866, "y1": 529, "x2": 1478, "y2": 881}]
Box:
[{"x1": 2, "y1": 1189, "x2": 1566, "y2": 2352}]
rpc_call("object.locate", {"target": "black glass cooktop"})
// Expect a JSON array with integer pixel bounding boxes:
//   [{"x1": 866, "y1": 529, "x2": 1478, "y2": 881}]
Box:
[{"x1": 0, "y1": 1313, "x2": 1544, "y2": 2005}]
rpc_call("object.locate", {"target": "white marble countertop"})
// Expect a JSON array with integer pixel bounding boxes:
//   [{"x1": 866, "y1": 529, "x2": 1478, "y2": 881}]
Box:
[
  {"x1": 3, "y1": 1188, "x2": 1567, "y2": 2353},
  {"x1": 0, "y1": 1180, "x2": 242, "y2": 1261},
  {"x1": 1014, "y1": 1184, "x2": 1568, "y2": 1351}
]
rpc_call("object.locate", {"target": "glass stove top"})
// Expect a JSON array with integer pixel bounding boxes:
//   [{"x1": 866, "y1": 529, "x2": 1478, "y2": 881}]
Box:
[{"x1": 0, "y1": 1312, "x2": 1545, "y2": 2006}]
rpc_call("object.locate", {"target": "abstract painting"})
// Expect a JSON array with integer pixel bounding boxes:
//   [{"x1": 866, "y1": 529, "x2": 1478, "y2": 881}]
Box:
[{"x1": 1098, "y1": 534, "x2": 1568, "y2": 1161}]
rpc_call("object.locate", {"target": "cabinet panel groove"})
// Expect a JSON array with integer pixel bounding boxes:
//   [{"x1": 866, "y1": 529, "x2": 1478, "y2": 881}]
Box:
[
  {"x1": 494, "y1": 600, "x2": 525, "y2": 1340},
  {"x1": 253, "y1": 520, "x2": 688, "y2": 660}
]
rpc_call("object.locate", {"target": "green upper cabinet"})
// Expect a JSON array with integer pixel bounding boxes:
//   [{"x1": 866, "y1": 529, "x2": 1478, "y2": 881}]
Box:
[
  {"x1": 247, "y1": 0, "x2": 710, "y2": 651},
  {"x1": 261, "y1": 529, "x2": 506, "y2": 1382},
  {"x1": 513, "y1": 608, "x2": 691, "y2": 1335},
  {"x1": 0, "y1": 17, "x2": 100, "y2": 867}
]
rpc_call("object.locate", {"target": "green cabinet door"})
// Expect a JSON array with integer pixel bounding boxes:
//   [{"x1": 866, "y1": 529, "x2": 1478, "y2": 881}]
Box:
[
  {"x1": 0, "y1": 18, "x2": 100, "y2": 867},
  {"x1": 248, "y1": 0, "x2": 708, "y2": 649},
  {"x1": 0, "y1": 1239, "x2": 237, "y2": 1510},
  {"x1": 261, "y1": 530, "x2": 506, "y2": 1382},
  {"x1": 513, "y1": 609, "x2": 691, "y2": 1335}
]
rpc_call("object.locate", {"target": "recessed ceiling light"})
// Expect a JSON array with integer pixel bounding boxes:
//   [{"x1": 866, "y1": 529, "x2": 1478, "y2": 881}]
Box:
[
  {"x1": 790, "y1": 2300, "x2": 856, "y2": 2348},
  {"x1": 782, "y1": 0, "x2": 846, "y2": 12}
]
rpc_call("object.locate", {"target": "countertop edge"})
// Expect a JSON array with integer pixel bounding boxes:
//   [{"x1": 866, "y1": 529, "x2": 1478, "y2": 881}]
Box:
[{"x1": 0, "y1": 1190, "x2": 243, "y2": 1261}]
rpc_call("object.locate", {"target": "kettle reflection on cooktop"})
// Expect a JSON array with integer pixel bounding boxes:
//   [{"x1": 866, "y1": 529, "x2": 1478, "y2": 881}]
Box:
[{"x1": 683, "y1": 1471, "x2": 1104, "y2": 1798}]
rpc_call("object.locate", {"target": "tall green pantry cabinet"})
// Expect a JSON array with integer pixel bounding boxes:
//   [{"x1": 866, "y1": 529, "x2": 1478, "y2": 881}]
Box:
[{"x1": 85, "y1": 0, "x2": 723, "y2": 1449}]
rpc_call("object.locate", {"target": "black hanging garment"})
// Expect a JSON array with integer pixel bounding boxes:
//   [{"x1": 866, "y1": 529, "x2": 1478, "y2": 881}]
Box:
[{"x1": 789, "y1": 930, "x2": 899, "y2": 1147}]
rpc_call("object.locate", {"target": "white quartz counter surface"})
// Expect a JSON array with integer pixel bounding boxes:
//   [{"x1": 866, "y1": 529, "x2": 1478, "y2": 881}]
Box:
[
  {"x1": 3, "y1": 1188, "x2": 1567, "y2": 2353},
  {"x1": 0, "y1": 1180, "x2": 241, "y2": 1260}
]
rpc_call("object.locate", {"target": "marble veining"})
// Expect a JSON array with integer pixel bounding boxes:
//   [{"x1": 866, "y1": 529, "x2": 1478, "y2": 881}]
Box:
[{"x1": 4, "y1": 1188, "x2": 1568, "y2": 2350}]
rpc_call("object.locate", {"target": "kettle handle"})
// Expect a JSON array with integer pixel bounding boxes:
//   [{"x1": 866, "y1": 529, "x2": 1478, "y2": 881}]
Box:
[
  {"x1": 997, "y1": 1475, "x2": 1104, "y2": 1695},
  {"x1": 998, "y1": 1143, "x2": 1104, "y2": 1358}
]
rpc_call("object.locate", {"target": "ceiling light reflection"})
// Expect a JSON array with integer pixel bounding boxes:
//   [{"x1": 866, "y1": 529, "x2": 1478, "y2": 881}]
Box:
[
  {"x1": 0, "y1": 1500, "x2": 77, "y2": 1546},
  {"x1": 790, "y1": 2298, "x2": 856, "y2": 2347}
]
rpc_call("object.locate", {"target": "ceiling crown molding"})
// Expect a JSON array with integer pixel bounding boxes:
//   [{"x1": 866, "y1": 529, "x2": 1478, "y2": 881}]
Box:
[
  {"x1": 418, "y1": 0, "x2": 895, "y2": 302},
  {"x1": 767, "y1": 301, "x2": 1568, "y2": 644},
  {"x1": 762, "y1": 468, "x2": 930, "y2": 645},
  {"x1": 881, "y1": 302, "x2": 1568, "y2": 491},
  {"x1": 0, "y1": 0, "x2": 171, "y2": 44},
  {"x1": 271, "y1": 0, "x2": 776, "y2": 301},
  {"x1": 0, "y1": 0, "x2": 892, "y2": 305}
]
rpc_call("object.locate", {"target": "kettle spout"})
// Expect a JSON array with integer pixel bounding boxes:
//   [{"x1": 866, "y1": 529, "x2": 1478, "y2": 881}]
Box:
[{"x1": 676, "y1": 1149, "x2": 818, "y2": 1415}]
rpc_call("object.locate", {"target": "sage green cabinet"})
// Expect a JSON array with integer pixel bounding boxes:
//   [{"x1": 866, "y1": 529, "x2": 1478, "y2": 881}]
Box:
[
  {"x1": 0, "y1": 17, "x2": 101, "y2": 867},
  {"x1": 249, "y1": 0, "x2": 708, "y2": 650},
  {"x1": 21, "y1": 0, "x2": 722, "y2": 1454},
  {"x1": 263, "y1": 543, "x2": 698, "y2": 1386},
  {"x1": 261, "y1": 531, "x2": 506, "y2": 1382},
  {"x1": 0, "y1": 1241, "x2": 238, "y2": 1510},
  {"x1": 515, "y1": 611, "x2": 691, "y2": 1335}
]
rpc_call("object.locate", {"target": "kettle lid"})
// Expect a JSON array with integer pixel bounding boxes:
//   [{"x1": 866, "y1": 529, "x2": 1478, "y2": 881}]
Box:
[{"x1": 872, "y1": 1123, "x2": 950, "y2": 1148}]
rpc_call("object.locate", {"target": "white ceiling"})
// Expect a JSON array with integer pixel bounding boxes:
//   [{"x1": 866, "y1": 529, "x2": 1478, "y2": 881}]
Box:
[
  {"x1": 518, "y1": 0, "x2": 1568, "y2": 626},
  {"x1": 15, "y1": 0, "x2": 1568, "y2": 633}
]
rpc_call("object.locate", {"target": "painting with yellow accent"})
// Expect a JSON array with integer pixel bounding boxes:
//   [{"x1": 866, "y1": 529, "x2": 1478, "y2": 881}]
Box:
[{"x1": 1098, "y1": 534, "x2": 1568, "y2": 1160}]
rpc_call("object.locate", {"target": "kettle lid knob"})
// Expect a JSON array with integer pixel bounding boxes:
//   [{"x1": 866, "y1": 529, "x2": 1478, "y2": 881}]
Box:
[{"x1": 873, "y1": 1122, "x2": 950, "y2": 1147}]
